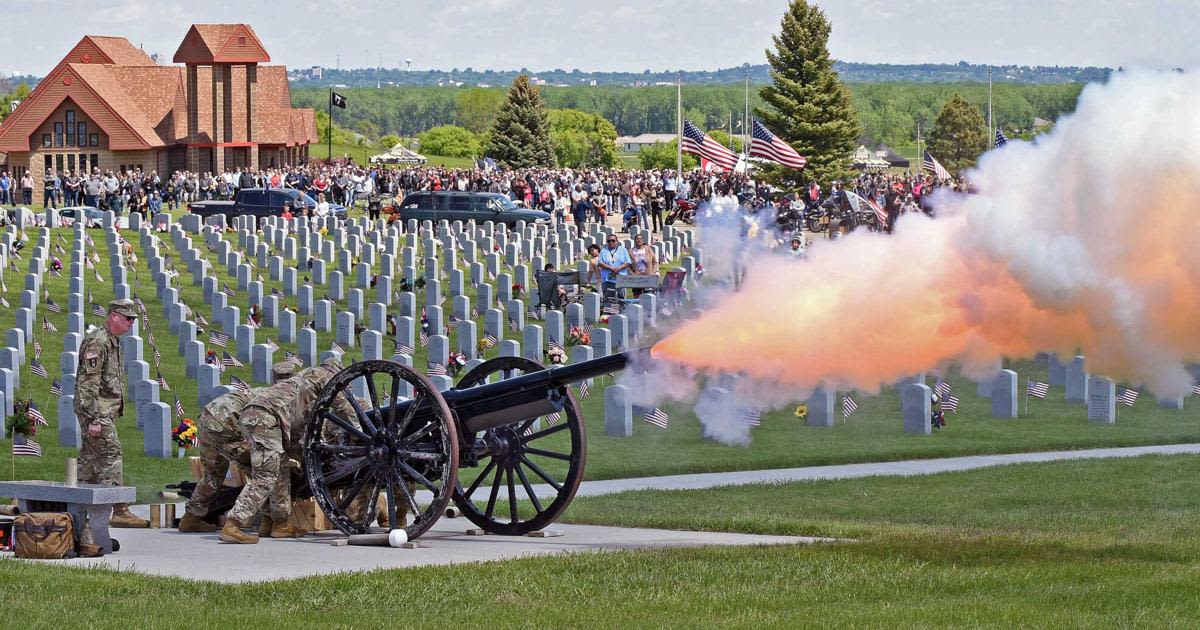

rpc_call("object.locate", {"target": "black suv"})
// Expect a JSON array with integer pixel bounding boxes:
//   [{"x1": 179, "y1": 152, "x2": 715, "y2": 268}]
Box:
[{"x1": 396, "y1": 191, "x2": 551, "y2": 227}]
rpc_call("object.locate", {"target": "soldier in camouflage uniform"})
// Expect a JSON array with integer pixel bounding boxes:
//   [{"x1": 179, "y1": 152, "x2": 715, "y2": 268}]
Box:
[
  {"x1": 74, "y1": 299, "x2": 148, "y2": 529},
  {"x1": 220, "y1": 358, "x2": 347, "y2": 544},
  {"x1": 181, "y1": 361, "x2": 302, "y2": 534}
]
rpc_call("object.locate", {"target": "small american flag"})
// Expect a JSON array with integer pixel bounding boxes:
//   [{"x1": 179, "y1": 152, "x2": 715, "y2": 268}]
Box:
[
  {"x1": 548, "y1": 341, "x2": 564, "y2": 354},
  {"x1": 195, "y1": 312, "x2": 209, "y2": 327},
  {"x1": 331, "y1": 341, "x2": 345, "y2": 354},
  {"x1": 923, "y1": 150, "x2": 952, "y2": 180},
  {"x1": 683, "y1": 365, "x2": 698, "y2": 381},
  {"x1": 153, "y1": 348, "x2": 161, "y2": 365},
  {"x1": 42, "y1": 287, "x2": 48, "y2": 301},
  {"x1": 27, "y1": 402, "x2": 47, "y2": 427},
  {"x1": 1026, "y1": 379, "x2": 1049, "y2": 399},
  {"x1": 544, "y1": 411, "x2": 561, "y2": 425},
  {"x1": 45, "y1": 298, "x2": 62, "y2": 313},
  {"x1": 175, "y1": 396, "x2": 186, "y2": 418},
  {"x1": 230, "y1": 376, "x2": 251, "y2": 392},
  {"x1": 85, "y1": 257, "x2": 95, "y2": 269},
  {"x1": 508, "y1": 319, "x2": 518, "y2": 332},
  {"x1": 842, "y1": 395, "x2": 859, "y2": 418},
  {"x1": 483, "y1": 333, "x2": 498, "y2": 348},
  {"x1": 246, "y1": 315, "x2": 259, "y2": 329},
  {"x1": 419, "y1": 331, "x2": 429, "y2": 346},
  {"x1": 32, "y1": 340, "x2": 43, "y2": 360},
  {"x1": 0, "y1": 296, "x2": 7, "y2": 308},
  {"x1": 749, "y1": 119, "x2": 806, "y2": 170},
  {"x1": 264, "y1": 337, "x2": 279, "y2": 352},
  {"x1": 935, "y1": 381, "x2": 953, "y2": 397},
  {"x1": 644, "y1": 407, "x2": 670, "y2": 429},
  {"x1": 578, "y1": 380, "x2": 590, "y2": 399},
  {"x1": 50, "y1": 378, "x2": 63, "y2": 396},
  {"x1": 1193, "y1": 383, "x2": 1200, "y2": 396},
  {"x1": 1117, "y1": 387, "x2": 1140, "y2": 407},
  {"x1": 209, "y1": 330, "x2": 230, "y2": 347},
  {"x1": 943, "y1": 394, "x2": 960, "y2": 414},
  {"x1": 30, "y1": 360, "x2": 48, "y2": 379},
  {"x1": 427, "y1": 362, "x2": 447, "y2": 377},
  {"x1": 12, "y1": 435, "x2": 43, "y2": 457},
  {"x1": 157, "y1": 372, "x2": 171, "y2": 392},
  {"x1": 742, "y1": 408, "x2": 762, "y2": 427},
  {"x1": 448, "y1": 313, "x2": 460, "y2": 324},
  {"x1": 223, "y1": 284, "x2": 236, "y2": 297},
  {"x1": 94, "y1": 269, "x2": 104, "y2": 282}
]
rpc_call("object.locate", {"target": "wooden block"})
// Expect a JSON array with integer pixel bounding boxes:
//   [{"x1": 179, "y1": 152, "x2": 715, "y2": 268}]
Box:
[
  {"x1": 165, "y1": 504, "x2": 176, "y2": 527},
  {"x1": 149, "y1": 504, "x2": 161, "y2": 529},
  {"x1": 466, "y1": 528, "x2": 492, "y2": 536},
  {"x1": 527, "y1": 529, "x2": 564, "y2": 538},
  {"x1": 188, "y1": 456, "x2": 203, "y2": 480},
  {"x1": 347, "y1": 533, "x2": 390, "y2": 546},
  {"x1": 330, "y1": 538, "x2": 349, "y2": 547},
  {"x1": 401, "y1": 541, "x2": 421, "y2": 549}
]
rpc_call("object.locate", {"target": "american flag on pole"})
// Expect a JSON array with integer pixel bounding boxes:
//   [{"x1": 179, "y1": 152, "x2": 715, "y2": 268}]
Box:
[
  {"x1": 30, "y1": 359, "x2": 48, "y2": 379},
  {"x1": 845, "y1": 191, "x2": 889, "y2": 228},
  {"x1": 681, "y1": 119, "x2": 739, "y2": 171},
  {"x1": 482, "y1": 333, "x2": 498, "y2": 348},
  {"x1": 749, "y1": 120, "x2": 806, "y2": 169},
  {"x1": 1026, "y1": 379, "x2": 1049, "y2": 399},
  {"x1": 1117, "y1": 387, "x2": 1140, "y2": 407},
  {"x1": 426, "y1": 362, "x2": 447, "y2": 377},
  {"x1": 742, "y1": 408, "x2": 762, "y2": 427},
  {"x1": 50, "y1": 378, "x2": 63, "y2": 396},
  {"x1": 12, "y1": 435, "x2": 43, "y2": 457},
  {"x1": 229, "y1": 376, "x2": 251, "y2": 392},
  {"x1": 842, "y1": 395, "x2": 859, "y2": 419},
  {"x1": 156, "y1": 372, "x2": 171, "y2": 392},
  {"x1": 44, "y1": 298, "x2": 62, "y2": 313},
  {"x1": 209, "y1": 330, "x2": 230, "y2": 347},
  {"x1": 934, "y1": 381, "x2": 953, "y2": 397},
  {"x1": 1193, "y1": 383, "x2": 1200, "y2": 396},
  {"x1": 419, "y1": 331, "x2": 429, "y2": 346},
  {"x1": 175, "y1": 395, "x2": 186, "y2": 419},
  {"x1": 683, "y1": 365, "x2": 699, "y2": 381},
  {"x1": 27, "y1": 402, "x2": 47, "y2": 427},
  {"x1": 222, "y1": 351, "x2": 242, "y2": 368},
  {"x1": 32, "y1": 339, "x2": 42, "y2": 361},
  {"x1": 264, "y1": 337, "x2": 279, "y2": 352},
  {"x1": 643, "y1": 407, "x2": 670, "y2": 429},
  {"x1": 577, "y1": 379, "x2": 590, "y2": 399},
  {"x1": 396, "y1": 343, "x2": 414, "y2": 356},
  {"x1": 91, "y1": 302, "x2": 107, "y2": 317},
  {"x1": 994, "y1": 128, "x2": 1009, "y2": 148},
  {"x1": 331, "y1": 341, "x2": 344, "y2": 355},
  {"x1": 943, "y1": 394, "x2": 960, "y2": 414},
  {"x1": 923, "y1": 151, "x2": 952, "y2": 180}
]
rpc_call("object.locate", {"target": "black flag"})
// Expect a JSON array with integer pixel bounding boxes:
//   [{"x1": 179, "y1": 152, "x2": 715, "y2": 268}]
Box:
[{"x1": 330, "y1": 91, "x2": 347, "y2": 109}]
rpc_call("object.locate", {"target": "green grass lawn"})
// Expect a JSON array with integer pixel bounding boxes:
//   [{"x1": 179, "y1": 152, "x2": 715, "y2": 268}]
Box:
[
  {"x1": 2, "y1": 217, "x2": 1199, "y2": 502},
  {"x1": 4, "y1": 455, "x2": 1200, "y2": 627}
]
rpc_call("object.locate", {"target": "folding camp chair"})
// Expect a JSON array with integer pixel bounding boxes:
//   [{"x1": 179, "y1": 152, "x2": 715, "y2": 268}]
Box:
[
  {"x1": 657, "y1": 270, "x2": 688, "y2": 310},
  {"x1": 535, "y1": 270, "x2": 585, "y2": 312}
]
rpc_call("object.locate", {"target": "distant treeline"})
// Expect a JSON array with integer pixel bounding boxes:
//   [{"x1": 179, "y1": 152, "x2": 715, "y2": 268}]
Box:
[{"x1": 293, "y1": 82, "x2": 1085, "y2": 148}]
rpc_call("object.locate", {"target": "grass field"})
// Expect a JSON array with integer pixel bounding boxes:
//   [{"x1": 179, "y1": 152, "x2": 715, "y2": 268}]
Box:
[
  {"x1": 3, "y1": 454, "x2": 1199, "y2": 627},
  {"x1": 0, "y1": 215, "x2": 1198, "y2": 502}
]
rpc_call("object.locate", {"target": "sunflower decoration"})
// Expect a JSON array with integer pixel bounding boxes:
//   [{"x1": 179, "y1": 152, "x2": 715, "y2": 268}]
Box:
[{"x1": 794, "y1": 403, "x2": 808, "y2": 420}]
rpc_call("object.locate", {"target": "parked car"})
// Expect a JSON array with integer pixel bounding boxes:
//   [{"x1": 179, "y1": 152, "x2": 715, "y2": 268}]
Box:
[
  {"x1": 56, "y1": 206, "x2": 129, "y2": 228},
  {"x1": 187, "y1": 188, "x2": 347, "y2": 220},
  {"x1": 394, "y1": 192, "x2": 551, "y2": 226}
]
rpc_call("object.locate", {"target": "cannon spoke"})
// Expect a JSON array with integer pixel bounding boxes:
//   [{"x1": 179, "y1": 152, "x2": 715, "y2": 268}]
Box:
[
  {"x1": 364, "y1": 373, "x2": 382, "y2": 419},
  {"x1": 520, "y1": 422, "x2": 568, "y2": 443},
  {"x1": 323, "y1": 411, "x2": 371, "y2": 443},
  {"x1": 338, "y1": 469, "x2": 376, "y2": 513},
  {"x1": 523, "y1": 447, "x2": 572, "y2": 462},
  {"x1": 342, "y1": 388, "x2": 379, "y2": 436},
  {"x1": 400, "y1": 420, "x2": 438, "y2": 447},
  {"x1": 396, "y1": 458, "x2": 440, "y2": 495},
  {"x1": 520, "y1": 455, "x2": 562, "y2": 492},
  {"x1": 507, "y1": 464, "x2": 519, "y2": 524},
  {"x1": 385, "y1": 375, "x2": 401, "y2": 429},
  {"x1": 463, "y1": 459, "x2": 497, "y2": 499},
  {"x1": 484, "y1": 463, "x2": 504, "y2": 519},
  {"x1": 390, "y1": 469, "x2": 422, "y2": 521},
  {"x1": 314, "y1": 443, "x2": 370, "y2": 457},
  {"x1": 322, "y1": 456, "x2": 370, "y2": 485},
  {"x1": 393, "y1": 391, "x2": 425, "y2": 439},
  {"x1": 515, "y1": 463, "x2": 543, "y2": 514},
  {"x1": 383, "y1": 477, "x2": 399, "y2": 533}
]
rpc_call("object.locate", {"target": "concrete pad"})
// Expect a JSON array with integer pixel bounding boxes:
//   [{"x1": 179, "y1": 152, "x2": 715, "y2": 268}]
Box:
[{"x1": 24, "y1": 518, "x2": 825, "y2": 583}]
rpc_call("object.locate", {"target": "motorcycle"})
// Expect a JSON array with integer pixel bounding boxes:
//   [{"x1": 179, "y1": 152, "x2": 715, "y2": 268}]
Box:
[{"x1": 666, "y1": 198, "x2": 697, "y2": 225}]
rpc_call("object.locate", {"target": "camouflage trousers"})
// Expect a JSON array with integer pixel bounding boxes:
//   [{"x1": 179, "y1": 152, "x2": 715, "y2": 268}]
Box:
[
  {"x1": 77, "y1": 416, "x2": 123, "y2": 487},
  {"x1": 185, "y1": 416, "x2": 251, "y2": 518},
  {"x1": 227, "y1": 406, "x2": 291, "y2": 524}
]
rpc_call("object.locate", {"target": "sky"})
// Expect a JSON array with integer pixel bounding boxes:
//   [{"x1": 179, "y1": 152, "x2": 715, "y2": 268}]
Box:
[{"x1": 1, "y1": 0, "x2": 1196, "y2": 76}]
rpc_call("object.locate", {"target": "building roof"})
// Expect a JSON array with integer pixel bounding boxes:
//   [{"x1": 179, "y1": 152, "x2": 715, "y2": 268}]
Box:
[
  {"x1": 617, "y1": 133, "x2": 678, "y2": 146},
  {"x1": 173, "y1": 24, "x2": 270, "y2": 64},
  {"x1": 85, "y1": 36, "x2": 156, "y2": 66}
]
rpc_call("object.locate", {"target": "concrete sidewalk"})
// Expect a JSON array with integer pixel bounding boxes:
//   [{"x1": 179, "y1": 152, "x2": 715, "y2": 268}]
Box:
[{"x1": 48, "y1": 519, "x2": 824, "y2": 583}]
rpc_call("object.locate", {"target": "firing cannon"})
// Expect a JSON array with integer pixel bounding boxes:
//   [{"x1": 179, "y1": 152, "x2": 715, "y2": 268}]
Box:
[{"x1": 301, "y1": 348, "x2": 649, "y2": 541}]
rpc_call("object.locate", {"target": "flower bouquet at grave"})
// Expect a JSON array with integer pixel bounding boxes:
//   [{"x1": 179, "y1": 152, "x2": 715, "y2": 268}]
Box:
[
  {"x1": 399, "y1": 278, "x2": 414, "y2": 292},
  {"x1": 546, "y1": 345, "x2": 566, "y2": 365},
  {"x1": 249, "y1": 304, "x2": 263, "y2": 327},
  {"x1": 6, "y1": 398, "x2": 39, "y2": 441},
  {"x1": 512, "y1": 283, "x2": 524, "y2": 299},
  {"x1": 447, "y1": 352, "x2": 468, "y2": 376},
  {"x1": 50, "y1": 257, "x2": 62, "y2": 272},
  {"x1": 171, "y1": 418, "x2": 198, "y2": 456},
  {"x1": 370, "y1": 274, "x2": 379, "y2": 288},
  {"x1": 567, "y1": 326, "x2": 590, "y2": 347},
  {"x1": 600, "y1": 314, "x2": 610, "y2": 325},
  {"x1": 421, "y1": 311, "x2": 430, "y2": 335},
  {"x1": 415, "y1": 277, "x2": 427, "y2": 290}
]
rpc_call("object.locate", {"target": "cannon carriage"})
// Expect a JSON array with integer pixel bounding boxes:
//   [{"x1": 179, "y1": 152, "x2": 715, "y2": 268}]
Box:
[{"x1": 300, "y1": 349, "x2": 646, "y2": 541}]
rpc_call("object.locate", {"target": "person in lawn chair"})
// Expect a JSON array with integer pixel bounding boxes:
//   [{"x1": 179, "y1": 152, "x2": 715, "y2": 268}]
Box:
[{"x1": 931, "y1": 391, "x2": 947, "y2": 429}]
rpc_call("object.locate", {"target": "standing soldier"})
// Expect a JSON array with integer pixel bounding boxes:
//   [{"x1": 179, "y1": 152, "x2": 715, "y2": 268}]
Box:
[
  {"x1": 180, "y1": 361, "x2": 302, "y2": 533},
  {"x1": 220, "y1": 358, "x2": 346, "y2": 544},
  {"x1": 75, "y1": 299, "x2": 149, "y2": 528}
]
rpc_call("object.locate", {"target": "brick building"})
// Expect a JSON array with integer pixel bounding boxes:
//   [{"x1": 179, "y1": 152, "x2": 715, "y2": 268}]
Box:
[{"x1": 0, "y1": 24, "x2": 317, "y2": 205}]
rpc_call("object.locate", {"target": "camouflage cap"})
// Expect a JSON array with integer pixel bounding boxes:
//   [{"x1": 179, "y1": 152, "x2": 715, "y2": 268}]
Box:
[
  {"x1": 272, "y1": 361, "x2": 300, "y2": 382},
  {"x1": 108, "y1": 299, "x2": 138, "y2": 318}
]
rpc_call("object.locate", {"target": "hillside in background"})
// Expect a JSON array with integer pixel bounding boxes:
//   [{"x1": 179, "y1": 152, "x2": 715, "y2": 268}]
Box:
[{"x1": 290, "y1": 61, "x2": 1111, "y2": 88}]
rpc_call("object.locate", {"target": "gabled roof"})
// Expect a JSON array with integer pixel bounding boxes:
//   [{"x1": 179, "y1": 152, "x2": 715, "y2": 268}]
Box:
[
  {"x1": 173, "y1": 24, "x2": 269, "y2": 64},
  {"x1": 69, "y1": 64, "x2": 168, "y2": 148},
  {"x1": 85, "y1": 36, "x2": 156, "y2": 66}
]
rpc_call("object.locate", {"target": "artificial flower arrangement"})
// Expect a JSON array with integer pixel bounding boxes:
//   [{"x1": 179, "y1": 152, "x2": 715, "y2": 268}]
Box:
[
  {"x1": 50, "y1": 257, "x2": 63, "y2": 272},
  {"x1": 6, "y1": 398, "x2": 40, "y2": 440},
  {"x1": 205, "y1": 350, "x2": 219, "y2": 365},
  {"x1": 171, "y1": 415, "x2": 196, "y2": 453},
  {"x1": 566, "y1": 326, "x2": 591, "y2": 347},
  {"x1": 600, "y1": 314, "x2": 610, "y2": 325},
  {"x1": 546, "y1": 346, "x2": 566, "y2": 365},
  {"x1": 249, "y1": 304, "x2": 263, "y2": 327},
  {"x1": 512, "y1": 283, "x2": 524, "y2": 299},
  {"x1": 420, "y1": 310, "x2": 430, "y2": 335},
  {"x1": 447, "y1": 352, "x2": 468, "y2": 376}
]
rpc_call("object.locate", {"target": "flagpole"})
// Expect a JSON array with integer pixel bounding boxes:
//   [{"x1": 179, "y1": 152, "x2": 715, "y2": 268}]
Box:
[
  {"x1": 987, "y1": 68, "x2": 994, "y2": 149},
  {"x1": 676, "y1": 78, "x2": 682, "y2": 177},
  {"x1": 743, "y1": 69, "x2": 750, "y2": 159},
  {"x1": 916, "y1": 122, "x2": 921, "y2": 174},
  {"x1": 327, "y1": 87, "x2": 333, "y2": 161}
]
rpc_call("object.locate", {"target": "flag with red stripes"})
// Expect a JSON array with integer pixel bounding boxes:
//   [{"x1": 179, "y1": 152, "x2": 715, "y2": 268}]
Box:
[
  {"x1": 681, "y1": 120, "x2": 738, "y2": 171},
  {"x1": 749, "y1": 120, "x2": 806, "y2": 169}
]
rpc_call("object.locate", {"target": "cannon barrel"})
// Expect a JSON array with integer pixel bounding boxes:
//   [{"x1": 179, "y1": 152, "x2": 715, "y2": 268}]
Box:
[{"x1": 446, "y1": 346, "x2": 651, "y2": 433}]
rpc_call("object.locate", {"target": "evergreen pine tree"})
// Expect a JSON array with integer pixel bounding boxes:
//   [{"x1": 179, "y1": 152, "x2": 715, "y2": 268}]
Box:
[
  {"x1": 928, "y1": 94, "x2": 989, "y2": 173},
  {"x1": 756, "y1": 1, "x2": 860, "y2": 186},
  {"x1": 486, "y1": 75, "x2": 557, "y2": 168}
]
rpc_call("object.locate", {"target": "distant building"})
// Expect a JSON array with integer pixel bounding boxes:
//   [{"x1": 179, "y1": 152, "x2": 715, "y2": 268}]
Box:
[
  {"x1": 616, "y1": 133, "x2": 677, "y2": 152},
  {"x1": 311, "y1": 66, "x2": 322, "y2": 79},
  {"x1": 0, "y1": 24, "x2": 318, "y2": 204}
]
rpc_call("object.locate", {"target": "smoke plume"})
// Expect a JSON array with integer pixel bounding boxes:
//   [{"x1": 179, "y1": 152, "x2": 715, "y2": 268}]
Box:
[{"x1": 653, "y1": 70, "x2": 1200, "y2": 401}]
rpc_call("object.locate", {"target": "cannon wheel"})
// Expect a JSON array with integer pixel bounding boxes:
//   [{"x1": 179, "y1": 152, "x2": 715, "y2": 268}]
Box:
[
  {"x1": 451, "y1": 356, "x2": 586, "y2": 536},
  {"x1": 303, "y1": 360, "x2": 459, "y2": 541}
]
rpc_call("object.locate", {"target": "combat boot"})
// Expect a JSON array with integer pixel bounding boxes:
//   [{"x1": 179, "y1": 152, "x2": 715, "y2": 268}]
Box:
[
  {"x1": 258, "y1": 514, "x2": 275, "y2": 537},
  {"x1": 178, "y1": 513, "x2": 218, "y2": 533},
  {"x1": 110, "y1": 504, "x2": 150, "y2": 528},
  {"x1": 270, "y1": 517, "x2": 307, "y2": 539},
  {"x1": 219, "y1": 518, "x2": 259, "y2": 544}
]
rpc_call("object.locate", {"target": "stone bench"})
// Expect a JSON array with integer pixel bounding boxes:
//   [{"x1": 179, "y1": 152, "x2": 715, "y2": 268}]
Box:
[{"x1": 0, "y1": 481, "x2": 136, "y2": 553}]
